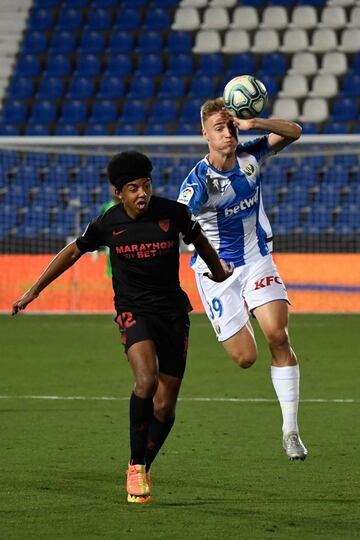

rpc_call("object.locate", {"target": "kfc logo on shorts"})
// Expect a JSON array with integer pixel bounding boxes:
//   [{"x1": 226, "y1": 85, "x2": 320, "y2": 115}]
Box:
[{"x1": 254, "y1": 275, "x2": 283, "y2": 290}]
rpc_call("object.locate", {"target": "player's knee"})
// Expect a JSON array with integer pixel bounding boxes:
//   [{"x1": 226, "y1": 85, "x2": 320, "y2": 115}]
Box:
[
  {"x1": 154, "y1": 400, "x2": 176, "y2": 422},
  {"x1": 231, "y1": 351, "x2": 257, "y2": 369},
  {"x1": 268, "y1": 328, "x2": 289, "y2": 350},
  {"x1": 134, "y1": 374, "x2": 158, "y2": 398}
]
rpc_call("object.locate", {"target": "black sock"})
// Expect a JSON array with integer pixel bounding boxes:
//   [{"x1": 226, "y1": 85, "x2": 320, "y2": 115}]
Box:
[
  {"x1": 129, "y1": 392, "x2": 154, "y2": 465},
  {"x1": 145, "y1": 416, "x2": 175, "y2": 472}
]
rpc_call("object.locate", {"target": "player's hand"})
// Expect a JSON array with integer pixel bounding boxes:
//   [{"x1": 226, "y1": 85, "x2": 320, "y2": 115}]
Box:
[
  {"x1": 11, "y1": 290, "x2": 38, "y2": 316},
  {"x1": 204, "y1": 260, "x2": 234, "y2": 282},
  {"x1": 230, "y1": 116, "x2": 256, "y2": 132}
]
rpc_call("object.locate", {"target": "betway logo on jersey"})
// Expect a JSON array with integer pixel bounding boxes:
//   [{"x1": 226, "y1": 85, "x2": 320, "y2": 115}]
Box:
[{"x1": 224, "y1": 187, "x2": 259, "y2": 216}]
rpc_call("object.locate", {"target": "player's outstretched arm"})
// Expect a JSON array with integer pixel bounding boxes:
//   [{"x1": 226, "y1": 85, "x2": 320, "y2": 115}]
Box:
[
  {"x1": 192, "y1": 232, "x2": 234, "y2": 282},
  {"x1": 231, "y1": 115, "x2": 302, "y2": 152},
  {"x1": 11, "y1": 241, "x2": 83, "y2": 315}
]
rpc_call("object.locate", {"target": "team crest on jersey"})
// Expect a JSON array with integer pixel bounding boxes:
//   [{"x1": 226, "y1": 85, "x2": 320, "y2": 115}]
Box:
[
  {"x1": 158, "y1": 219, "x2": 170, "y2": 232},
  {"x1": 206, "y1": 173, "x2": 230, "y2": 194},
  {"x1": 178, "y1": 186, "x2": 194, "y2": 204}
]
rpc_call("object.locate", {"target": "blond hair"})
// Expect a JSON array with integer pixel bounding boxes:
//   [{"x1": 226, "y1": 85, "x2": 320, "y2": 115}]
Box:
[{"x1": 200, "y1": 97, "x2": 224, "y2": 127}]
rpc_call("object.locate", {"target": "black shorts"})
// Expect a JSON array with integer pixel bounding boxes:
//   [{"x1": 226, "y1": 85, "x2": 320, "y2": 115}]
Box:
[{"x1": 115, "y1": 311, "x2": 190, "y2": 379}]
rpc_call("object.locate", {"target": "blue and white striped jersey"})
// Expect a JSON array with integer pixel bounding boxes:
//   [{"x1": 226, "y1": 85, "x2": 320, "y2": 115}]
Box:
[{"x1": 177, "y1": 136, "x2": 275, "y2": 272}]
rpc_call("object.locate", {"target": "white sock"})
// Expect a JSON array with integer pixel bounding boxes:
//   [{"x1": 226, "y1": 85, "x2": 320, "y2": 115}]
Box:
[{"x1": 271, "y1": 365, "x2": 300, "y2": 435}]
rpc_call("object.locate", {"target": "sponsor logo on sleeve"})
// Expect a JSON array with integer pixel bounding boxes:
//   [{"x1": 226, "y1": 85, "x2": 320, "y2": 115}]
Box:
[{"x1": 178, "y1": 186, "x2": 194, "y2": 204}]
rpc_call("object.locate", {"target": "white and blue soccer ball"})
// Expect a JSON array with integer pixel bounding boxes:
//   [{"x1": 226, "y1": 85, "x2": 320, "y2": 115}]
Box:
[{"x1": 223, "y1": 75, "x2": 267, "y2": 119}]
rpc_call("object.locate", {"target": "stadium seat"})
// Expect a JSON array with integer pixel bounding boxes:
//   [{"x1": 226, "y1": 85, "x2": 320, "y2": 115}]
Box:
[
  {"x1": 137, "y1": 31, "x2": 163, "y2": 53},
  {"x1": 210, "y1": 0, "x2": 237, "y2": 6},
  {"x1": 197, "y1": 54, "x2": 225, "y2": 76},
  {"x1": 260, "y1": 53, "x2": 287, "y2": 76},
  {"x1": 7, "y1": 77, "x2": 34, "y2": 99},
  {"x1": 301, "y1": 122, "x2": 319, "y2": 134},
  {"x1": 127, "y1": 76, "x2": 155, "y2": 99},
  {"x1": 63, "y1": 0, "x2": 89, "y2": 6},
  {"x1": 45, "y1": 54, "x2": 71, "y2": 77},
  {"x1": 30, "y1": 101, "x2": 57, "y2": 123},
  {"x1": 201, "y1": 7, "x2": 230, "y2": 30},
  {"x1": 341, "y1": 73, "x2": 360, "y2": 97},
  {"x1": 279, "y1": 74, "x2": 308, "y2": 98},
  {"x1": 251, "y1": 29, "x2": 280, "y2": 53},
  {"x1": 105, "y1": 54, "x2": 132, "y2": 76},
  {"x1": 86, "y1": 8, "x2": 112, "y2": 30},
  {"x1": 55, "y1": 123, "x2": 80, "y2": 135},
  {"x1": 115, "y1": 8, "x2": 141, "y2": 30},
  {"x1": 180, "y1": 99, "x2": 203, "y2": 123},
  {"x1": 227, "y1": 54, "x2": 255, "y2": 77},
  {"x1": 331, "y1": 98, "x2": 357, "y2": 121},
  {"x1": 57, "y1": 8, "x2": 84, "y2": 30},
  {"x1": 79, "y1": 30, "x2": 105, "y2": 53},
  {"x1": 222, "y1": 30, "x2": 250, "y2": 53},
  {"x1": 348, "y1": 5, "x2": 360, "y2": 27},
  {"x1": 97, "y1": 76, "x2": 125, "y2": 99},
  {"x1": 15, "y1": 54, "x2": 41, "y2": 77},
  {"x1": 166, "y1": 54, "x2": 194, "y2": 76},
  {"x1": 84, "y1": 123, "x2": 110, "y2": 135},
  {"x1": 158, "y1": 76, "x2": 186, "y2": 98},
  {"x1": 60, "y1": 100, "x2": 88, "y2": 123},
  {"x1": 49, "y1": 31, "x2": 77, "y2": 54},
  {"x1": 255, "y1": 74, "x2": 278, "y2": 97},
  {"x1": 289, "y1": 5, "x2": 318, "y2": 28},
  {"x1": 172, "y1": 7, "x2": 201, "y2": 30},
  {"x1": 180, "y1": 0, "x2": 207, "y2": 6},
  {"x1": 115, "y1": 123, "x2": 141, "y2": 135},
  {"x1": 230, "y1": 7, "x2": 259, "y2": 30},
  {"x1": 272, "y1": 98, "x2": 300, "y2": 120},
  {"x1": 75, "y1": 54, "x2": 102, "y2": 77},
  {"x1": 28, "y1": 8, "x2": 55, "y2": 31},
  {"x1": 89, "y1": 100, "x2": 118, "y2": 123},
  {"x1": 319, "y1": 52, "x2": 347, "y2": 75},
  {"x1": 120, "y1": 100, "x2": 148, "y2": 123},
  {"x1": 188, "y1": 75, "x2": 217, "y2": 97},
  {"x1": 143, "y1": 123, "x2": 170, "y2": 135},
  {"x1": 281, "y1": 29, "x2": 309, "y2": 52},
  {"x1": 37, "y1": 76, "x2": 64, "y2": 100},
  {"x1": 300, "y1": 98, "x2": 329, "y2": 123},
  {"x1": 166, "y1": 31, "x2": 193, "y2": 53},
  {"x1": 193, "y1": 30, "x2": 222, "y2": 53},
  {"x1": 107, "y1": 31, "x2": 134, "y2": 53},
  {"x1": 135, "y1": 54, "x2": 164, "y2": 77},
  {"x1": 92, "y1": 0, "x2": 118, "y2": 6},
  {"x1": 25, "y1": 124, "x2": 51, "y2": 136},
  {"x1": 309, "y1": 74, "x2": 338, "y2": 98},
  {"x1": 260, "y1": 6, "x2": 288, "y2": 29},
  {"x1": 338, "y1": 28, "x2": 360, "y2": 52},
  {"x1": 143, "y1": 8, "x2": 171, "y2": 30},
  {"x1": 310, "y1": 29, "x2": 338, "y2": 52},
  {"x1": 68, "y1": 76, "x2": 95, "y2": 99},
  {"x1": 21, "y1": 32, "x2": 48, "y2": 54},
  {"x1": 149, "y1": 100, "x2": 178, "y2": 123},
  {"x1": 318, "y1": 5, "x2": 346, "y2": 28},
  {"x1": 174, "y1": 123, "x2": 199, "y2": 135},
  {"x1": 289, "y1": 52, "x2": 318, "y2": 75},
  {"x1": 2, "y1": 101, "x2": 28, "y2": 123}
]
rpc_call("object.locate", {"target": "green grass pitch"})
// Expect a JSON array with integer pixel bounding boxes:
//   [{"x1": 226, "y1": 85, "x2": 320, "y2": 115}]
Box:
[{"x1": 1, "y1": 313, "x2": 359, "y2": 539}]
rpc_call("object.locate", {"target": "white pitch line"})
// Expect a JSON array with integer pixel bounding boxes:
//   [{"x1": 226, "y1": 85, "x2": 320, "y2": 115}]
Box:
[{"x1": 0, "y1": 395, "x2": 358, "y2": 403}]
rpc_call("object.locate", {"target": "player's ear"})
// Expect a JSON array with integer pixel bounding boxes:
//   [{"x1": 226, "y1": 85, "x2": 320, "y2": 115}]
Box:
[{"x1": 114, "y1": 188, "x2": 123, "y2": 200}]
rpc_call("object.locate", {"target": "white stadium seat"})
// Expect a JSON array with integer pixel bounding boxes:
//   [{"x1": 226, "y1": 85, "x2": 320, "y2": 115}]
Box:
[
  {"x1": 279, "y1": 74, "x2": 308, "y2": 98},
  {"x1": 318, "y1": 6, "x2": 347, "y2": 28},
  {"x1": 338, "y1": 28, "x2": 360, "y2": 51},
  {"x1": 290, "y1": 6, "x2": 318, "y2": 29},
  {"x1": 347, "y1": 6, "x2": 360, "y2": 27},
  {"x1": 251, "y1": 29, "x2": 280, "y2": 53},
  {"x1": 209, "y1": 0, "x2": 237, "y2": 6},
  {"x1": 319, "y1": 52, "x2": 347, "y2": 75},
  {"x1": 309, "y1": 29, "x2": 337, "y2": 52},
  {"x1": 281, "y1": 29, "x2": 309, "y2": 52},
  {"x1": 289, "y1": 52, "x2": 318, "y2": 75},
  {"x1": 193, "y1": 30, "x2": 222, "y2": 53},
  {"x1": 261, "y1": 7, "x2": 288, "y2": 29},
  {"x1": 272, "y1": 98, "x2": 300, "y2": 121},
  {"x1": 221, "y1": 30, "x2": 250, "y2": 53},
  {"x1": 180, "y1": 0, "x2": 207, "y2": 7},
  {"x1": 299, "y1": 98, "x2": 329, "y2": 123},
  {"x1": 309, "y1": 74, "x2": 338, "y2": 98},
  {"x1": 231, "y1": 7, "x2": 259, "y2": 30},
  {"x1": 172, "y1": 7, "x2": 201, "y2": 30},
  {"x1": 201, "y1": 7, "x2": 230, "y2": 30}
]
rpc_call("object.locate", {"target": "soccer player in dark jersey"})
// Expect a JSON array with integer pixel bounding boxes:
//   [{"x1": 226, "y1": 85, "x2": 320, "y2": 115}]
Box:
[{"x1": 12, "y1": 150, "x2": 233, "y2": 504}]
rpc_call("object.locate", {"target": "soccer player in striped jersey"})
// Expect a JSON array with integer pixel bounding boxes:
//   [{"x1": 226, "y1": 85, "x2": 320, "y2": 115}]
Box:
[{"x1": 178, "y1": 98, "x2": 308, "y2": 461}]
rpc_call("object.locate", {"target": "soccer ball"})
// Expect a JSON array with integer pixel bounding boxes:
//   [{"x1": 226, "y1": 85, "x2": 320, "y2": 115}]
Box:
[{"x1": 223, "y1": 75, "x2": 267, "y2": 119}]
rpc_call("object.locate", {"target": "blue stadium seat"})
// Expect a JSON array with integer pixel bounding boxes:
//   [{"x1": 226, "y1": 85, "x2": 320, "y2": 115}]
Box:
[
  {"x1": 37, "y1": 0, "x2": 61, "y2": 5},
  {"x1": 259, "y1": 53, "x2": 287, "y2": 76},
  {"x1": 28, "y1": 8, "x2": 54, "y2": 31},
  {"x1": 227, "y1": 54, "x2": 256, "y2": 78},
  {"x1": 197, "y1": 54, "x2": 225, "y2": 77},
  {"x1": 84, "y1": 123, "x2": 109, "y2": 135},
  {"x1": 30, "y1": 101, "x2": 57, "y2": 123},
  {"x1": 55, "y1": 123, "x2": 80, "y2": 135},
  {"x1": 107, "y1": 30, "x2": 134, "y2": 53},
  {"x1": 0, "y1": 124, "x2": 20, "y2": 135},
  {"x1": 174, "y1": 123, "x2": 199, "y2": 135},
  {"x1": 21, "y1": 32, "x2": 48, "y2": 54},
  {"x1": 63, "y1": 0, "x2": 89, "y2": 6},
  {"x1": 180, "y1": 99, "x2": 202, "y2": 124},
  {"x1": 149, "y1": 100, "x2": 178, "y2": 123},
  {"x1": 25, "y1": 123, "x2": 51, "y2": 135},
  {"x1": 120, "y1": 0, "x2": 147, "y2": 5},
  {"x1": 255, "y1": 73, "x2": 278, "y2": 97},
  {"x1": 135, "y1": 54, "x2": 164, "y2": 77},
  {"x1": 166, "y1": 31, "x2": 193, "y2": 54},
  {"x1": 86, "y1": 8, "x2": 112, "y2": 31},
  {"x1": 322, "y1": 121, "x2": 349, "y2": 134},
  {"x1": 120, "y1": 100, "x2": 148, "y2": 123},
  {"x1": 303, "y1": 203, "x2": 333, "y2": 232},
  {"x1": 7, "y1": 76, "x2": 34, "y2": 99},
  {"x1": 115, "y1": 8, "x2": 141, "y2": 30},
  {"x1": 37, "y1": 76, "x2": 64, "y2": 99},
  {"x1": 341, "y1": 72, "x2": 360, "y2": 98},
  {"x1": 79, "y1": 30, "x2": 105, "y2": 53},
  {"x1": 166, "y1": 54, "x2": 194, "y2": 76},
  {"x1": 97, "y1": 76, "x2": 125, "y2": 99},
  {"x1": 283, "y1": 184, "x2": 309, "y2": 207},
  {"x1": 57, "y1": 8, "x2": 84, "y2": 30},
  {"x1": 137, "y1": 31, "x2": 163, "y2": 53},
  {"x1": 45, "y1": 54, "x2": 71, "y2": 77},
  {"x1": 158, "y1": 76, "x2": 185, "y2": 98},
  {"x1": 106, "y1": 54, "x2": 133, "y2": 76},
  {"x1": 49, "y1": 30, "x2": 77, "y2": 54},
  {"x1": 2, "y1": 101, "x2": 28, "y2": 123},
  {"x1": 331, "y1": 98, "x2": 357, "y2": 121},
  {"x1": 115, "y1": 123, "x2": 141, "y2": 135},
  {"x1": 68, "y1": 76, "x2": 95, "y2": 99},
  {"x1": 75, "y1": 54, "x2": 102, "y2": 76},
  {"x1": 127, "y1": 76, "x2": 155, "y2": 99},
  {"x1": 143, "y1": 8, "x2": 171, "y2": 30},
  {"x1": 273, "y1": 203, "x2": 301, "y2": 230},
  {"x1": 188, "y1": 76, "x2": 217, "y2": 98},
  {"x1": 15, "y1": 54, "x2": 41, "y2": 77},
  {"x1": 314, "y1": 184, "x2": 341, "y2": 206},
  {"x1": 301, "y1": 122, "x2": 318, "y2": 134},
  {"x1": 60, "y1": 100, "x2": 88, "y2": 122},
  {"x1": 92, "y1": 0, "x2": 118, "y2": 6},
  {"x1": 323, "y1": 165, "x2": 349, "y2": 187},
  {"x1": 143, "y1": 123, "x2": 170, "y2": 135},
  {"x1": 90, "y1": 100, "x2": 118, "y2": 123}
]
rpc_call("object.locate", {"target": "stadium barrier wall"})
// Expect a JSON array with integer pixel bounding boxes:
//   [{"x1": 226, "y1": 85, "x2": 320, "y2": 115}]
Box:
[{"x1": 2, "y1": 253, "x2": 360, "y2": 314}]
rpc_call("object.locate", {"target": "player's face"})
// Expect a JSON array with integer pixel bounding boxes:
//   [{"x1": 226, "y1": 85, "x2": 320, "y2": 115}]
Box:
[
  {"x1": 117, "y1": 177, "x2": 152, "y2": 219},
  {"x1": 202, "y1": 111, "x2": 238, "y2": 154}
]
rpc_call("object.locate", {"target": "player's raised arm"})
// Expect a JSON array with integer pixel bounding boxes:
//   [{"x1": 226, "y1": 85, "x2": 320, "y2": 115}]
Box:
[
  {"x1": 192, "y1": 231, "x2": 234, "y2": 282},
  {"x1": 11, "y1": 241, "x2": 83, "y2": 315},
  {"x1": 231, "y1": 115, "x2": 302, "y2": 152}
]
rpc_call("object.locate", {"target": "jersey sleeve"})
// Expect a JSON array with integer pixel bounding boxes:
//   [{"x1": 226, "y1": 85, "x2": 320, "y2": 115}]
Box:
[
  {"x1": 237, "y1": 136, "x2": 274, "y2": 164},
  {"x1": 177, "y1": 164, "x2": 208, "y2": 215},
  {"x1": 75, "y1": 218, "x2": 104, "y2": 253},
  {"x1": 177, "y1": 203, "x2": 202, "y2": 245}
]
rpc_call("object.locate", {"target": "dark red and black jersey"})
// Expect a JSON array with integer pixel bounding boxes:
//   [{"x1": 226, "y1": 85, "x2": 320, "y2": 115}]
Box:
[{"x1": 76, "y1": 195, "x2": 201, "y2": 316}]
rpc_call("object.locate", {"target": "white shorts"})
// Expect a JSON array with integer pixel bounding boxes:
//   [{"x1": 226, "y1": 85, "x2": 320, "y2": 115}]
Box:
[{"x1": 195, "y1": 254, "x2": 288, "y2": 342}]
